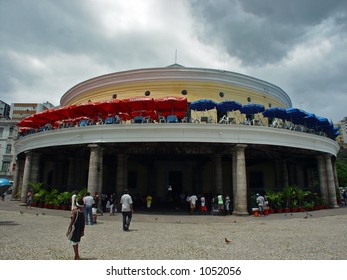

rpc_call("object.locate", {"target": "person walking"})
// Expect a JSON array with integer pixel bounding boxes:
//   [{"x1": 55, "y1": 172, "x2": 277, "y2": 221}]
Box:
[
  {"x1": 217, "y1": 194, "x2": 224, "y2": 213},
  {"x1": 256, "y1": 193, "x2": 265, "y2": 216},
  {"x1": 83, "y1": 192, "x2": 94, "y2": 225},
  {"x1": 120, "y1": 189, "x2": 133, "y2": 231},
  {"x1": 146, "y1": 194, "x2": 153, "y2": 209},
  {"x1": 93, "y1": 192, "x2": 103, "y2": 216},
  {"x1": 26, "y1": 189, "x2": 34, "y2": 209},
  {"x1": 66, "y1": 200, "x2": 85, "y2": 260},
  {"x1": 109, "y1": 193, "x2": 116, "y2": 215},
  {"x1": 225, "y1": 195, "x2": 231, "y2": 215},
  {"x1": 200, "y1": 195, "x2": 208, "y2": 213},
  {"x1": 188, "y1": 194, "x2": 198, "y2": 214}
]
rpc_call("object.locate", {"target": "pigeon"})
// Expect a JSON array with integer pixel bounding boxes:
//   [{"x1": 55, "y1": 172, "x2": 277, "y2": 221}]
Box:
[
  {"x1": 225, "y1": 238, "x2": 231, "y2": 244},
  {"x1": 176, "y1": 218, "x2": 180, "y2": 224},
  {"x1": 304, "y1": 212, "x2": 312, "y2": 219},
  {"x1": 36, "y1": 213, "x2": 39, "y2": 216},
  {"x1": 155, "y1": 217, "x2": 158, "y2": 221},
  {"x1": 19, "y1": 211, "x2": 23, "y2": 214},
  {"x1": 42, "y1": 212, "x2": 46, "y2": 215}
]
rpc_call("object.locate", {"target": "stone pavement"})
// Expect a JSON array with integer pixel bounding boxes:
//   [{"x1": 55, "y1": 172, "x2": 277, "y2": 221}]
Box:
[{"x1": 1, "y1": 195, "x2": 347, "y2": 260}]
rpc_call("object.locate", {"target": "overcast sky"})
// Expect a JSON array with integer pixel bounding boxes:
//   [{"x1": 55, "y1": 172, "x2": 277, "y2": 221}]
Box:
[{"x1": 1, "y1": 0, "x2": 346, "y2": 122}]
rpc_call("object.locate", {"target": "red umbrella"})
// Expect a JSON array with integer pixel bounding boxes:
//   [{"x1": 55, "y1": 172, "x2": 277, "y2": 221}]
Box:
[
  {"x1": 17, "y1": 118, "x2": 45, "y2": 128},
  {"x1": 96, "y1": 99, "x2": 131, "y2": 115},
  {"x1": 122, "y1": 96, "x2": 157, "y2": 112},
  {"x1": 73, "y1": 102, "x2": 108, "y2": 119},
  {"x1": 156, "y1": 96, "x2": 188, "y2": 114}
]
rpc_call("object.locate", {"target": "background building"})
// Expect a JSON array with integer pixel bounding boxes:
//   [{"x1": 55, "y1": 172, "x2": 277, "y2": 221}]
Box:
[
  {"x1": 12, "y1": 66, "x2": 341, "y2": 213},
  {"x1": 0, "y1": 102, "x2": 55, "y2": 182}
]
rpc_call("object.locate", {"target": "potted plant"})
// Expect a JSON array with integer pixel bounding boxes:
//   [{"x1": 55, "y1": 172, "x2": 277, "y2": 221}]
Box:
[
  {"x1": 27, "y1": 182, "x2": 43, "y2": 207},
  {"x1": 281, "y1": 185, "x2": 295, "y2": 213},
  {"x1": 304, "y1": 201, "x2": 314, "y2": 211},
  {"x1": 58, "y1": 191, "x2": 71, "y2": 210},
  {"x1": 34, "y1": 189, "x2": 48, "y2": 208},
  {"x1": 44, "y1": 188, "x2": 59, "y2": 208},
  {"x1": 266, "y1": 191, "x2": 283, "y2": 213}
]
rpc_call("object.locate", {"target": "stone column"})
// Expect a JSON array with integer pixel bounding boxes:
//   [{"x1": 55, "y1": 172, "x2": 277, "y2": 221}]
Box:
[
  {"x1": 295, "y1": 164, "x2": 305, "y2": 188},
  {"x1": 31, "y1": 152, "x2": 41, "y2": 183},
  {"x1": 325, "y1": 155, "x2": 338, "y2": 208},
  {"x1": 87, "y1": 144, "x2": 103, "y2": 196},
  {"x1": 214, "y1": 153, "x2": 223, "y2": 195},
  {"x1": 11, "y1": 158, "x2": 23, "y2": 200},
  {"x1": 232, "y1": 144, "x2": 248, "y2": 215},
  {"x1": 274, "y1": 160, "x2": 281, "y2": 189},
  {"x1": 21, "y1": 151, "x2": 33, "y2": 203},
  {"x1": 67, "y1": 157, "x2": 77, "y2": 188},
  {"x1": 316, "y1": 155, "x2": 328, "y2": 203},
  {"x1": 116, "y1": 154, "x2": 128, "y2": 199},
  {"x1": 280, "y1": 160, "x2": 289, "y2": 188}
]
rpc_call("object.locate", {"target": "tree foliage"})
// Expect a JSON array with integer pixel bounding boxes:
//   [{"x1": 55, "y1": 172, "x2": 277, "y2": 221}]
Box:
[{"x1": 336, "y1": 159, "x2": 347, "y2": 188}]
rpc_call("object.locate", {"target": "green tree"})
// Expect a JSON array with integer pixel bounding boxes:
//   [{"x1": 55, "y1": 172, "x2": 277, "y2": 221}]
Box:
[{"x1": 336, "y1": 160, "x2": 347, "y2": 188}]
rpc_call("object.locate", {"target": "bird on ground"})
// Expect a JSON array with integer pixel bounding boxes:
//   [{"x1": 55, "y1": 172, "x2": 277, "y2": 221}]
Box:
[
  {"x1": 225, "y1": 238, "x2": 231, "y2": 244},
  {"x1": 19, "y1": 211, "x2": 23, "y2": 214},
  {"x1": 155, "y1": 217, "x2": 158, "y2": 221},
  {"x1": 176, "y1": 218, "x2": 180, "y2": 224},
  {"x1": 36, "y1": 213, "x2": 39, "y2": 216},
  {"x1": 42, "y1": 212, "x2": 46, "y2": 215},
  {"x1": 304, "y1": 212, "x2": 312, "y2": 219}
]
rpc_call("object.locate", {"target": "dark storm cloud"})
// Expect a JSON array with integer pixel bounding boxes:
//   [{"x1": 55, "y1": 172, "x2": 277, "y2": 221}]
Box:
[
  {"x1": 0, "y1": 0, "x2": 346, "y2": 122},
  {"x1": 189, "y1": 0, "x2": 347, "y2": 66}
]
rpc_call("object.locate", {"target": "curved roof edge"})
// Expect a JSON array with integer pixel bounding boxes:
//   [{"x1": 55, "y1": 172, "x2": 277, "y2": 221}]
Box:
[{"x1": 60, "y1": 66, "x2": 292, "y2": 108}]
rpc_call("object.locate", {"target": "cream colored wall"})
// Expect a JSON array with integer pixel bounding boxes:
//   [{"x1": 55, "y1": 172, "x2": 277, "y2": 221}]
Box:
[{"x1": 69, "y1": 80, "x2": 286, "y2": 110}]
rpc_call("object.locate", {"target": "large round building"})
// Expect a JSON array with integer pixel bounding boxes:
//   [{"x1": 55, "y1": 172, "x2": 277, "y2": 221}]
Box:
[{"x1": 13, "y1": 65, "x2": 340, "y2": 214}]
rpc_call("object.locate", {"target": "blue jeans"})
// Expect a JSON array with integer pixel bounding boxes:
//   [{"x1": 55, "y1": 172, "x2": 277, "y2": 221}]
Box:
[
  {"x1": 84, "y1": 205, "x2": 93, "y2": 225},
  {"x1": 122, "y1": 211, "x2": 132, "y2": 231}
]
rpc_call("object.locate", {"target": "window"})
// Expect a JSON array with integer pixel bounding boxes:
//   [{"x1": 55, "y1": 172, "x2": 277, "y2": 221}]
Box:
[
  {"x1": 0, "y1": 127, "x2": 3, "y2": 137},
  {"x1": 1, "y1": 161, "x2": 10, "y2": 172},
  {"x1": 9, "y1": 127, "x2": 14, "y2": 137},
  {"x1": 6, "y1": 144, "x2": 12, "y2": 154}
]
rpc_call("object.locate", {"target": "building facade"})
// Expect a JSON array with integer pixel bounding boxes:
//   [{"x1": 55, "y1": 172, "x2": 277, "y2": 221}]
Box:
[
  {"x1": 0, "y1": 119, "x2": 17, "y2": 180},
  {"x1": 12, "y1": 66, "x2": 340, "y2": 214},
  {"x1": 10, "y1": 102, "x2": 54, "y2": 121}
]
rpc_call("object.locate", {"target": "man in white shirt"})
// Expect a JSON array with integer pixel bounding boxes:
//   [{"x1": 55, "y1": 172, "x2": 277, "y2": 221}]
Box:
[
  {"x1": 83, "y1": 192, "x2": 95, "y2": 225},
  {"x1": 189, "y1": 194, "x2": 198, "y2": 214},
  {"x1": 120, "y1": 189, "x2": 133, "y2": 231}
]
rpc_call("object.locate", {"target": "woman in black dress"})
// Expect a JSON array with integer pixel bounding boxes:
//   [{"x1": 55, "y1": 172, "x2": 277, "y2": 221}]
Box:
[{"x1": 66, "y1": 201, "x2": 85, "y2": 260}]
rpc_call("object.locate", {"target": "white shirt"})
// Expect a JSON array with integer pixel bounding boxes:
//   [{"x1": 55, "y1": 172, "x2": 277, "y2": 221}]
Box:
[
  {"x1": 83, "y1": 195, "x2": 94, "y2": 207},
  {"x1": 189, "y1": 195, "x2": 198, "y2": 205},
  {"x1": 120, "y1": 194, "x2": 133, "y2": 212},
  {"x1": 71, "y1": 194, "x2": 77, "y2": 210}
]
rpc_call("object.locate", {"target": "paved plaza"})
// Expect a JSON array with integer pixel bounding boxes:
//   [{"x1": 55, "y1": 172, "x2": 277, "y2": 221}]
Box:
[{"x1": 0, "y1": 195, "x2": 346, "y2": 260}]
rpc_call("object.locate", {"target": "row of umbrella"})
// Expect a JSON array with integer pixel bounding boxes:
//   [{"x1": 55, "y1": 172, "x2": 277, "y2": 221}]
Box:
[
  {"x1": 17, "y1": 96, "x2": 338, "y2": 138},
  {"x1": 189, "y1": 99, "x2": 338, "y2": 138},
  {"x1": 17, "y1": 96, "x2": 189, "y2": 128}
]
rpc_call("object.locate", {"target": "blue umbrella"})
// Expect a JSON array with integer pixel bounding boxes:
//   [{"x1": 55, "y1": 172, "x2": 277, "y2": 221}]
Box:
[
  {"x1": 240, "y1": 103, "x2": 265, "y2": 115},
  {"x1": 285, "y1": 108, "x2": 311, "y2": 124},
  {"x1": 190, "y1": 99, "x2": 217, "y2": 111},
  {"x1": 216, "y1": 100, "x2": 242, "y2": 113},
  {"x1": 262, "y1": 107, "x2": 288, "y2": 119},
  {"x1": 0, "y1": 178, "x2": 12, "y2": 196}
]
